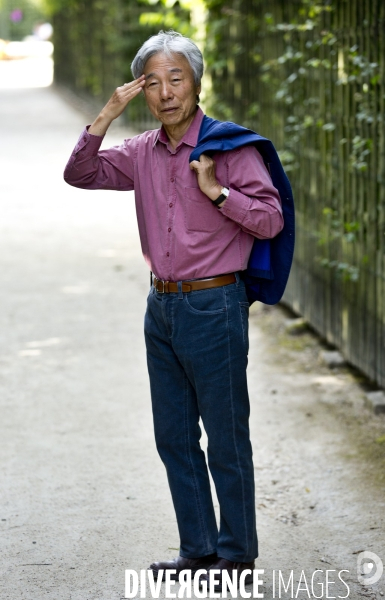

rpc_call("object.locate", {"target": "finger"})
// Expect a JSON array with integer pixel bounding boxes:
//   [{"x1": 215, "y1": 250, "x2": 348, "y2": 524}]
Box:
[
  {"x1": 199, "y1": 154, "x2": 214, "y2": 166},
  {"x1": 124, "y1": 84, "x2": 144, "y2": 100},
  {"x1": 123, "y1": 75, "x2": 145, "y2": 87},
  {"x1": 123, "y1": 80, "x2": 145, "y2": 93},
  {"x1": 189, "y1": 160, "x2": 201, "y2": 170},
  {"x1": 112, "y1": 87, "x2": 141, "y2": 107},
  {"x1": 119, "y1": 78, "x2": 145, "y2": 94},
  {"x1": 127, "y1": 80, "x2": 145, "y2": 93},
  {"x1": 118, "y1": 81, "x2": 145, "y2": 102}
]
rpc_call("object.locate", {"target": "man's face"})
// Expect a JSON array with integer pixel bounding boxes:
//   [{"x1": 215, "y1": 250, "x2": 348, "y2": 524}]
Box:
[{"x1": 143, "y1": 52, "x2": 201, "y2": 129}]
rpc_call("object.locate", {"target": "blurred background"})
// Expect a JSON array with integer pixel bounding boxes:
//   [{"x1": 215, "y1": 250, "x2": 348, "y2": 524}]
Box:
[{"x1": 0, "y1": 0, "x2": 384, "y2": 388}]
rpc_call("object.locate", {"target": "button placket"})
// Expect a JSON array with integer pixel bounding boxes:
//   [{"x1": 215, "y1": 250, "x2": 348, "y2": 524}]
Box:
[{"x1": 165, "y1": 154, "x2": 177, "y2": 276}]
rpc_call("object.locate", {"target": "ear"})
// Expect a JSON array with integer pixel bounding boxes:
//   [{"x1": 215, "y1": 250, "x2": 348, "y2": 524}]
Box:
[{"x1": 196, "y1": 82, "x2": 202, "y2": 104}]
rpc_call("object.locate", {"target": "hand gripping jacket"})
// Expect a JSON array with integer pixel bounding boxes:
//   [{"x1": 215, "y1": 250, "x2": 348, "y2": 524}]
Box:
[{"x1": 190, "y1": 115, "x2": 295, "y2": 305}]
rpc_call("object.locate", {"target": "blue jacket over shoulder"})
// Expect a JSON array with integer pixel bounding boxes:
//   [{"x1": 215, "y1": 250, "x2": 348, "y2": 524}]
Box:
[{"x1": 189, "y1": 115, "x2": 295, "y2": 305}]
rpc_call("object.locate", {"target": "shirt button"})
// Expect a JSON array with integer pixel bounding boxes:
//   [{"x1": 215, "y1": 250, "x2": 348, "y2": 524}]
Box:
[
  {"x1": 169, "y1": 203, "x2": 173, "y2": 208},
  {"x1": 170, "y1": 177, "x2": 175, "y2": 183},
  {"x1": 166, "y1": 252, "x2": 170, "y2": 257},
  {"x1": 168, "y1": 227, "x2": 171, "y2": 232}
]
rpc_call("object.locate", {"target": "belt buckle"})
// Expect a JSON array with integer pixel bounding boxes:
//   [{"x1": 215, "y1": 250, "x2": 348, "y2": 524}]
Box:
[{"x1": 157, "y1": 279, "x2": 167, "y2": 293}]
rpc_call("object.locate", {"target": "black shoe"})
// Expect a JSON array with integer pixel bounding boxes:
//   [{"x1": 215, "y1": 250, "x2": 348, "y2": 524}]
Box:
[{"x1": 199, "y1": 557, "x2": 255, "y2": 591}]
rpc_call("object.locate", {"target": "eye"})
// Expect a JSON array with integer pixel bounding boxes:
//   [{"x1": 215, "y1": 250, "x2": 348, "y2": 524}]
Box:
[{"x1": 171, "y1": 78, "x2": 181, "y2": 83}]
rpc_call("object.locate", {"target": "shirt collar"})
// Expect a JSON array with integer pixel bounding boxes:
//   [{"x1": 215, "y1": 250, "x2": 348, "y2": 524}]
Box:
[{"x1": 154, "y1": 107, "x2": 204, "y2": 150}]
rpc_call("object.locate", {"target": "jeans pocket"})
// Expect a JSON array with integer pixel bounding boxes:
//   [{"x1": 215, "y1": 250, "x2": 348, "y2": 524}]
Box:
[{"x1": 184, "y1": 288, "x2": 227, "y2": 315}]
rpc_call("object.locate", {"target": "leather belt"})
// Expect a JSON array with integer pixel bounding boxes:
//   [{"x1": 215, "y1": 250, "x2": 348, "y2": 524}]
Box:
[{"x1": 153, "y1": 273, "x2": 236, "y2": 293}]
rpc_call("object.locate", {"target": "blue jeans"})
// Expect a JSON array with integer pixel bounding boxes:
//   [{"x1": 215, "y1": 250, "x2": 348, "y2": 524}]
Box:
[{"x1": 144, "y1": 273, "x2": 258, "y2": 563}]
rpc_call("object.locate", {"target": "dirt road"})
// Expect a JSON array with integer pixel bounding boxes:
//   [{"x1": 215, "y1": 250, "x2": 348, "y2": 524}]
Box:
[{"x1": 0, "y1": 64, "x2": 384, "y2": 600}]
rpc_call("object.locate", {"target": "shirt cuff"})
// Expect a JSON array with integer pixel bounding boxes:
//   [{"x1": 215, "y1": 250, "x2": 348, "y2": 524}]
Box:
[
  {"x1": 73, "y1": 126, "x2": 105, "y2": 155},
  {"x1": 219, "y1": 187, "x2": 249, "y2": 223}
]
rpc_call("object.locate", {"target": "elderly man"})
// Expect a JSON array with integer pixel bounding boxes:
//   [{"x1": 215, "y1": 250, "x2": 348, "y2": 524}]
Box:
[{"x1": 64, "y1": 31, "x2": 284, "y2": 588}]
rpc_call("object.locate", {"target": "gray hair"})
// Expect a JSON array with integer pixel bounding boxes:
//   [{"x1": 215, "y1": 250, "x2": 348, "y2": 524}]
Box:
[{"x1": 131, "y1": 30, "x2": 203, "y2": 85}]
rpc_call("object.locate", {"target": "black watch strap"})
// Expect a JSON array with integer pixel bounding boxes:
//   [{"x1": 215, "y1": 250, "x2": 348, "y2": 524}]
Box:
[{"x1": 212, "y1": 187, "x2": 229, "y2": 207}]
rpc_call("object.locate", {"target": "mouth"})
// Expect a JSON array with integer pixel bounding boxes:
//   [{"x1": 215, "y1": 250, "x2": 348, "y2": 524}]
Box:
[{"x1": 161, "y1": 107, "x2": 179, "y2": 113}]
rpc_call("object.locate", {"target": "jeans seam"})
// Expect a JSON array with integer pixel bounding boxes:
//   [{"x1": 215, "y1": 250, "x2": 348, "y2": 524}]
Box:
[
  {"x1": 239, "y1": 302, "x2": 249, "y2": 349},
  {"x1": 183, "y1": 373, "x2": 211, "y2": 555},
  {"x1": 224, "y1": 290, "x2": 249, "y2": 558},
  {"x1": 169, "y1": 296, "x2": 174, "y2": 339}
]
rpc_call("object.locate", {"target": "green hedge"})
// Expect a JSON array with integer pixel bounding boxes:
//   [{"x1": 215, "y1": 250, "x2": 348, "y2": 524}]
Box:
[{"x1": 205, "y1": 0, "x2": 385, "y2": 387}]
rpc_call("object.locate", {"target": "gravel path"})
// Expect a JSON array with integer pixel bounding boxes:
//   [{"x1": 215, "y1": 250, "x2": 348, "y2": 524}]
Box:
[{"x1": 0, "y1": 69, "x2": 384, "y2": 600}]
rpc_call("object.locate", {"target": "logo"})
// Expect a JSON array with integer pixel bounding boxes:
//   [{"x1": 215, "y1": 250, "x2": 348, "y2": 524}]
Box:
[{"x1": 357, "y1": 551, "x2": 383, "y2": 586}]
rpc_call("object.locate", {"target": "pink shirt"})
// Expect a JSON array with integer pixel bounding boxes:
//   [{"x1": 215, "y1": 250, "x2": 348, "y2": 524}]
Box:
[{"x1": 64, "y1": 107, "x2": 283, "y2": 281}]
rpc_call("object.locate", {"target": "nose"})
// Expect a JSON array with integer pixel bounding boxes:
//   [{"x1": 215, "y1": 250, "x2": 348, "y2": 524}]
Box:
[{"x1": 160, "y1": 81, "x2": 173, "y2": 101}]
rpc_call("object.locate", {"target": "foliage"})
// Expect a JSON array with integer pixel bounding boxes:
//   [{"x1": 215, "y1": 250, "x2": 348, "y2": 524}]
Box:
[
  {"x1": 204, "y1": 1, "x2": 385, "y2": 388},
  {"x1": 204, "y1": 0, "x2": 384, "y2": 288},
  {"x1": 316, "y1": 208, "x2": 361, "y2": 282},
  {"x1": 0, "y1": 0, "x2": 47, "y2": 40},
  {"x1": 139, "y1": 0, "x2": 195, "y2": 36}
]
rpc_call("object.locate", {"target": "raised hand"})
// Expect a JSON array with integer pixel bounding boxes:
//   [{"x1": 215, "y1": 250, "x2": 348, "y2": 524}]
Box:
[
  {"x1": 189, "y1": 154, "x2": 222, "y2": 201},
  {"x1": 89, "y1": 75, "x2": 146, "y2": 136}
]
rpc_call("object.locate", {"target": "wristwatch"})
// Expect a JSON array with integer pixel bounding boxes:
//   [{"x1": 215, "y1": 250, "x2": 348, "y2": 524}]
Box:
[{"x1": 212, "y1": 187, "x2": 229, "y2": 207}]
